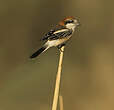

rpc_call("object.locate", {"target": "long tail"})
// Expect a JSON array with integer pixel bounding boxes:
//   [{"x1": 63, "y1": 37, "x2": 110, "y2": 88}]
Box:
[{"x1": 30, "y1": 45, "x2": 48, "y2": 59}]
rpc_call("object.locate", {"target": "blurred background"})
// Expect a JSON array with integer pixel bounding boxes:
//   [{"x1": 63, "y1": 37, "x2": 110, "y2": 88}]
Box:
[{"x1": 0, "y1": 0, "x2": 114, "y2": 110}]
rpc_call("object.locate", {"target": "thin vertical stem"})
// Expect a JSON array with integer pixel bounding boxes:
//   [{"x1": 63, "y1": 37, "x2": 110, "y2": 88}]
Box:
[
  {"x1": 52, "y1": 46, "x2": 65, "y2": 110},
  {"x1": 59, "y1": 95, "x2": 64, "y2": 110}
]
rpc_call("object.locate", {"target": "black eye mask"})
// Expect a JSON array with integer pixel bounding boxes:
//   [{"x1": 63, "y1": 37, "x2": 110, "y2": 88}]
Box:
[{"x1": 65, "y1": 20, "x2": 74, "y2": 24}]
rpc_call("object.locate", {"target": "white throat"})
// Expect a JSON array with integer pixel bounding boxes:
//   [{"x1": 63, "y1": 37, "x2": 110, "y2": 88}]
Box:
[{"x1": 66, "y1": 23, "x2": 76, "y2": 31}]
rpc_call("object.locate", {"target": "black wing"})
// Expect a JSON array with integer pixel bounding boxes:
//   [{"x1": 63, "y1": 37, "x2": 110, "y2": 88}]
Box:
[
  {"x1": 42, "y1": 26, "x2": 72, "y2": 41},
  {"x1": 42, "y1": 29, "x2": 55, "y2": 41},
  {"x1": 48, "y1": 29, "x2": 72, "y2": 40}
]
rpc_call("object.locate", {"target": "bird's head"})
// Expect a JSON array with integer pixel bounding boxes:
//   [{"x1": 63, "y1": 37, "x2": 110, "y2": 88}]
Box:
[{"x1": 59, "y1": 16, "x2": 80, "y2": 30}]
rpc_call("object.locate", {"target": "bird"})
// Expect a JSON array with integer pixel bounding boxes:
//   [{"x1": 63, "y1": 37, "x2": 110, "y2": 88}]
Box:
[{"x1": 30, "y1": 16, "x2": 80, "y2": 59}]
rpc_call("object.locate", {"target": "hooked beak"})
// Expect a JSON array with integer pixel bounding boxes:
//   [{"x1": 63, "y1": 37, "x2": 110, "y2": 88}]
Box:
[{"x1": 74, "y1": 19, "x2": 80, "y2": 26}]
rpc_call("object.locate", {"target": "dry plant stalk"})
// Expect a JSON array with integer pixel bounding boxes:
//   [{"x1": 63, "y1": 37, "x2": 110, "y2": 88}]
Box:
[
  {"x1": 59, "y1": 95, "x2": 64, "y2": 110},
  {"x1": 52, "y1": 46, "x2": 65, "y2": 110}
]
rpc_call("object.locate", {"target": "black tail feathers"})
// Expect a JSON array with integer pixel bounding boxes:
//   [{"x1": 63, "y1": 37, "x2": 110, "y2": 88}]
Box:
[{"x1": 30, "y1": 46, "x2": 47, "y2": 59}]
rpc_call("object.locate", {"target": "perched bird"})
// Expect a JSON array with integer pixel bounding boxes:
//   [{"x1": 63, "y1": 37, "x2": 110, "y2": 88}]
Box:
[{"x1": 30, "y1": 16, "x2": 80, "y2": 58}]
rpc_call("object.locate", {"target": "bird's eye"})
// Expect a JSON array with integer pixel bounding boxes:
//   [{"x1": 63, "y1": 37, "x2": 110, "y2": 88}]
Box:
[{"x1": 65, "y1": 20, "x2": 74, "y2": 24}]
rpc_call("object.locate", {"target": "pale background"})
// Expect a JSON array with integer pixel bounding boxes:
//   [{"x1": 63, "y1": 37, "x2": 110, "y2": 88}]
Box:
[{"x1": 0, "y1": 0, "x2": 114, "y2": 110}]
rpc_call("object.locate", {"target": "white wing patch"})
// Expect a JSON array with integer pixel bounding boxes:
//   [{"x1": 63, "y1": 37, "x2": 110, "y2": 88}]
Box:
[
  {"x1": 46, "y1": 35, "x2": 71, "y2": 47},
  {"x1": 53, "y1": 29, "x2": 69, "y2": 34}
]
